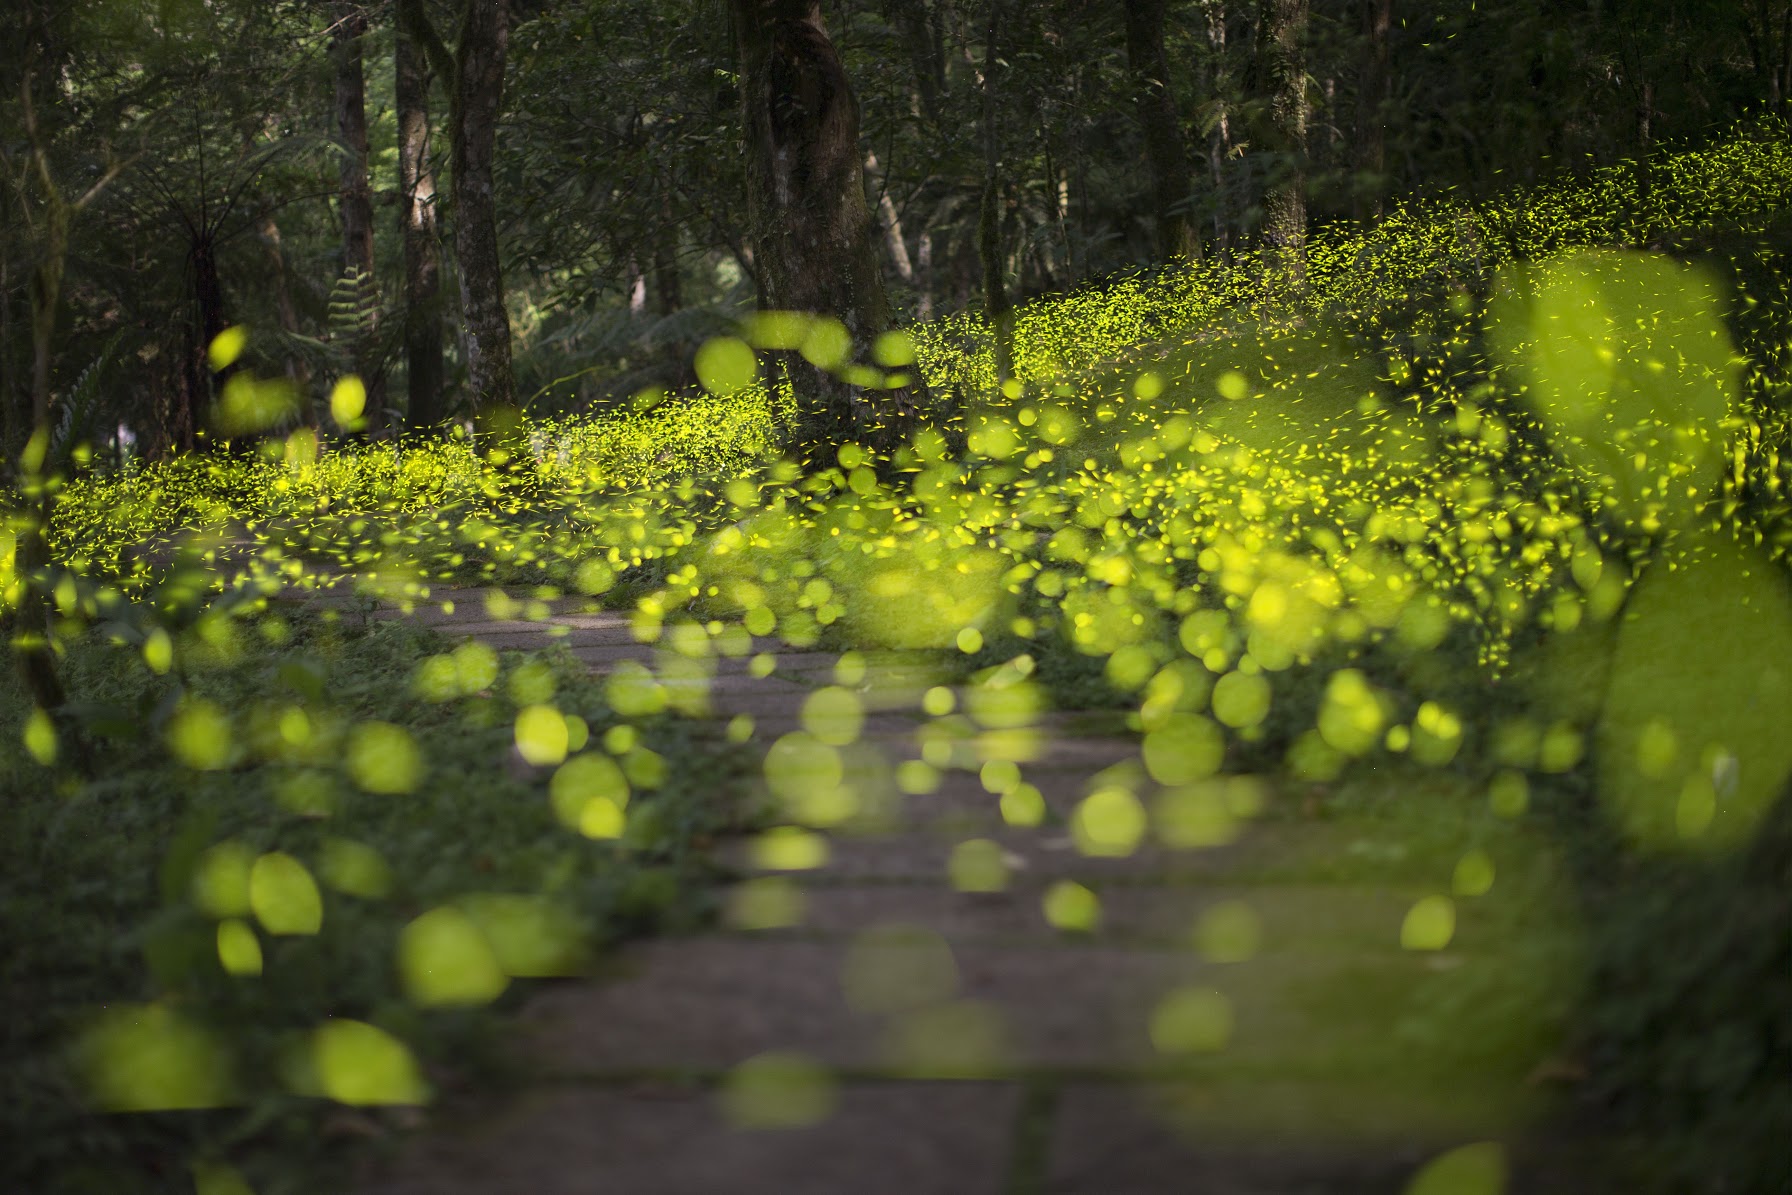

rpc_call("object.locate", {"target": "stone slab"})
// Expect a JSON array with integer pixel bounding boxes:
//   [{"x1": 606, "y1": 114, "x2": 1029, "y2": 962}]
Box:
[
  {"x1": 722, "y1": 881, "x2": 1421, "y2": 955},
  {"x1": 1043, "y1": 1082, "x2": 1430, "y2": 1195},
  {"x1": 518, "y1": 938, "x2": 1212, "y2": 1074},
  {"x1": 356, "y1": 1081, "x2": 1021, "y2": 1195},
  {"x1": 715, "y1": 826, "x2": 1232, "y2": 886},
  {"x1": 569, "y1": 644, "x2": 657, "y2": 669}
]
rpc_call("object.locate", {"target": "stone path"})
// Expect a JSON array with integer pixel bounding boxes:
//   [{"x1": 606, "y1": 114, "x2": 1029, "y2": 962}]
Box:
[{"x1": 331, "y1": 586, "x2": 1582, "y2": 1195}]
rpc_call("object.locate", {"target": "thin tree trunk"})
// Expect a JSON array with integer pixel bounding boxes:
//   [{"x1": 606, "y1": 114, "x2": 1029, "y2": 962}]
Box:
[
  {"x1": 1255, "y1": 0, "x2": 1309, "y2": 288},
  {"x1": 729, "y1": 0, "x2": 911, "y2": 460},
  {"x1": 1125, "y1": 0, "x2": 1201, "y2": 264},
  {"x1": 652, "y1": 234, "x2": 682, "y2": 316},
  {"x1": 9, "y1": 79, "x2": 81, "y2": 712},
  {"x1": 456, "y1": 0, "x2": 515, "y2": 417},
  {"x1": 1, "y1": 256, "x2": 16, "y2": 467},
  {"x1": 397, "y1": 21, "x2": 446, "y2": 431},
  {"x1": 1354, "y1": 0, "x2": 1390, "y2": 222},
  {"x1": 979, "y1": 0, "x2": 1013, "y2": 383},
  {"x1": 333, "y1": 2, "x2": 382, "y2": 418},
  {"x1": 333, "y1": 5, "x2": 376, "y2": 289},
  {"x1": 403, "y1": 0, "x2": 517, "y2": 420},
  {"x1": 1205, "y1": 0, "x2": 1233, "y2": 256},
  {"x1": 916, "y1": 229, "x2": 934, "y2": 320},
  {"x1": 864, "y1": 149, "x2": 915, "y2": 284},
  {"x1": 255, "y1": 208, "x2": 314, "y2": 423},
  {"x1": 184, "y1": 237, "x2": 226, "y2": 451},
  {"x1": 19, "y1": 200, "x2": 68, "y2": 709},
  {"x1": 627, "y1": 257, "x2": 648, "y2": 315},
  {"x1": 883, "y1": 0, "x2": 945, "y2": 126}
]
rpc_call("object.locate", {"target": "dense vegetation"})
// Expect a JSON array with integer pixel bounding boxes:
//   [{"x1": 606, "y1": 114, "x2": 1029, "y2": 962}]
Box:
[{"x1": 6, "y1": 3, "x2": 1792, "y2": 1193}]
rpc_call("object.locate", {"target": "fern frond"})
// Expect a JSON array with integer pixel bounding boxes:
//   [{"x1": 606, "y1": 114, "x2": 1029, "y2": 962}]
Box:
[{"x1": 52, "y1": 329, "x2": 130, "y2": 462}]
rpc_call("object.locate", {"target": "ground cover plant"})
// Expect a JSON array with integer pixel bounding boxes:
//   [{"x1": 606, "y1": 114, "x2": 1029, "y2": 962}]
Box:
[
  {"x1": 0, "y1": 586, "x2": 747, "y2": 1193},
  {"x1": 6, "y1": 118, "x2": 1792, "y2": 1195}
]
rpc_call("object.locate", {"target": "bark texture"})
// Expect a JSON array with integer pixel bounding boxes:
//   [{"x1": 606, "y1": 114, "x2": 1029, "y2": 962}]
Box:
[
  {"x1": 1125, "y1": 0, "x2": 1201, "y2": 263},
  {"x1": 730, "y1": 0, "x2": 909, "y2": 459},
  {"x1": 883, "y1": 0, "x2": 945, "y2": 126},
  {"x1": 397, "y1": 23, "x2": 445, "y2": 430},
  {"x1": 333, "y1": 6, "x2": 375, "y2": 286},
  {"x1": 1203, "y1": 0, "x2": 1234, "y2": 257},
  {"x1": 1256, "y1": 0, "x2": 1309, "y2": 286},
  {"x1": 1354, "y1": 0, "x2": 1391, "y2": 221},
  {"x1": 979, "y1": 0, "x2": 1013, "y2": 383},
  {"x1": 333, "y1": 3, "x2": 383, "y2": 414},
  {"x1": 399, "y1": 0, "x2": 516, "y2": 421},
  {"x1": 863, "y1": 150, "x2": 914, "y2": 286},
  {"x1": 452, "y1": 0, "x2": 516, "y2": 415},
  {"x1": 255, "y1": 207, "x2": 313, "y2": 421},
  {"x1": 181, "y1": 237, "x2": 226, "y2": 452}
]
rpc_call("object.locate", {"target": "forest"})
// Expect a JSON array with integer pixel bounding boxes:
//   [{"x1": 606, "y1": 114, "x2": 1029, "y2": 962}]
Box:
[{"x1": 4, "y1": 2, "x2": 1792, "y2": 1194}]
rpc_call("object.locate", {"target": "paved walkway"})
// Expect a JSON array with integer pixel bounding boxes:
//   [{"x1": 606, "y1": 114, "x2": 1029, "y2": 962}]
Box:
[{"x1": 334, "y1": 586, "x2": 1573, "y2": 1195}]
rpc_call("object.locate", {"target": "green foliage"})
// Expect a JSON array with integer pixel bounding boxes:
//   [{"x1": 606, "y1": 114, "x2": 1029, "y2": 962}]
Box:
[{"x1": 0, "y1": 613, "x2": 743, "y2": 1193}]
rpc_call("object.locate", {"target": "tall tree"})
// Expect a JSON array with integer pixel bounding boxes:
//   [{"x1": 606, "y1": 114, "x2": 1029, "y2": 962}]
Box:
[
  {"x1": 331, "y1": 1, "x2": 381, "y2": 413},
  {"x1": 728, "y1": 0, "x2": 907, "y2": 457},
  {"x1": 1253, "y1": 0, "x2": 1308, "y2": 286},
  {"x1": 1200, "y1": 0, "x2": 1237, "y2": 257},
  {"x1": 979, "y1": 0, "x2": 1013, "y2": 383},
  {"x1": 332, "y1": 4, "x2": 375, "y2": 294},
  {"x1": 401, "y1": 0, "x2": 517, "y2": 421},
  {"x1": 1354, "y1": 0, "x2": 1390, "y2": 221},
  {"x1": 2, "y1": 69, "x2": 122, "y2": 712},
  {"x1": 1125, "y1": 0, "x2": 1202, "y2": 263},
  {"x1": 396, "y1": 20, "x2": 444, "y2": 429}
]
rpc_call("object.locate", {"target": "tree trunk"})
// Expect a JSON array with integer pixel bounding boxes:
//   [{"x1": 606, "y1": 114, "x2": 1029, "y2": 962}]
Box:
[
  {"x1": 1353, "y1": 0, "x2": 1390, "y2": 222},
  {"x1": 1255, "y1": 0, "x2": 1309, "y2": 287},
  {"x1": 730, "y1": 0, "x2": 909, "y2": 460},
  {"x1": 12, "y1": 96, "x2": 76, "y2": 712},
  {"x1": 979, "y1": 0, "x2": 1013, "y2": 383},
  {"x1": 333, "y1": 2, "x2": 383, "y2": 415},
  {"x1": 256, "y1": 207, "x2": 314, "y2": 423},
  {"x1": 451, "y1": 0, "x2": 516, "y2": 418},
  {"x1": 183, "y1": 237, "x2": 226, "y2": 451},
  {"x1": 0, "y1": 256, "x2": 15, "y2": 468},
  {"x1": 333, "y1": 6, "x2": 376, "y2": 289},
  {"x1": 397, "y1": 21, "x2": 446, "y2": 431},
  {"x1": 652, "y1": 234, "x2": 682, "y2": 316},
  {"x1": 864, "y1": 149, "x2": 916, "y2": 286},
  {"x1": 1204, "y1": 0, "x2": 1233, "y2": 257},
  {"x1": 883, "y1": 0, "x2": 946, "y2": 126},
  {"x1": 626, "y1": 256, "x2": 647, "y2": 314},
  {"x1": 916, "y1": 229, "x2": 934, "y2": 320},
  {"x1": 1125, "y1": 0, "x2": 1201, "y2": 264}
]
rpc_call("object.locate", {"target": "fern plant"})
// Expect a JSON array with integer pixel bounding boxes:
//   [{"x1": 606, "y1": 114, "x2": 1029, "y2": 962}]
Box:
[
  {"x1": 51, "y1": 329, "x2": 128, "y2": 468},
  {"x1": 327, "y1": 264, "x2": 381, "y2": 380}
]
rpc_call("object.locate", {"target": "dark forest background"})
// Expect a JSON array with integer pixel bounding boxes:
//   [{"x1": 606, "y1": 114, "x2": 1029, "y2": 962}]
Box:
[{"x1": 3, "y1": 0, "x2": 1785, "y2": 465}]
